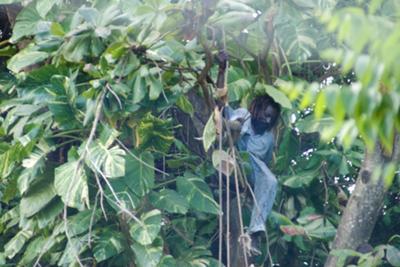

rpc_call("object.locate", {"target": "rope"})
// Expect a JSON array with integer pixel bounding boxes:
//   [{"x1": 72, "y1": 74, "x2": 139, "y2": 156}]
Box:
[
  {"x1": 234, "y1": 156, "x2": 249, "y2": 265},
  {"x1": 215, "y1": 26, "x2": 250, "y2": 266},
  {"x1": 218, "y1": 110, "x2": 223, "y2": 266},
  {"x1": 226, "y1": 159, "x2": 231, "y2": 267}
]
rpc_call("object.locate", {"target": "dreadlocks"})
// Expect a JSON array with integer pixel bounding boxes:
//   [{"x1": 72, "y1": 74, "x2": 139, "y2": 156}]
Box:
[{"x1": 249, "y1": 95, "x2": 281, "y2": 135}]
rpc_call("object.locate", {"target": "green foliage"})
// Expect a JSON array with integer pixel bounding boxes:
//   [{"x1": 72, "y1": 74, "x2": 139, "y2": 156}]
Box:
[
  {"x1": 7, "y1": 50, "x2": 49, "y2": 73},
  {"x1": 136, "y1": 113, "x2": 174, "y2": 153},
  {"x1": 131, "y1": 237, "x2": 163, "y2": 267},
  {"x1": 85, "y1": 140, "x2": 126, "y2": 178},
  {"x1": 54, "y1": 160, "x2": 89, "y2": 210},
  {"x1": 93, "y1": 229, "x2": 125, "y2": 262},
  {"x1": 123, "y1": 150, "x2": 155, "y2": 197},
  {"x1": 177, "y1": 173, "x2": 219, "y2": 215},
  {"x1": 130, "y1": 209, "x2": 162, "y2": 245},
  {"x1": 149, "y1": 189, "x2": 189, "y2": 214},
  {"x1": 203, "y1": 112, "x2": 217, "y2": 152},
  {"x1": 279, "y1": 3, "x2": 400, "y2": 152}
]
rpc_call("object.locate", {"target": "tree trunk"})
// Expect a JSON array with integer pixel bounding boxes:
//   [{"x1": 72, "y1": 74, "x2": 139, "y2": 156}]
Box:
[
  {"x1": 173, "y1": 88, "x2": 211, "y2": 158},
  {"x1": 229, "y1": 196, "x2": 247, "y2": 267},
  {"x1": 0, "y1": 4, "x2": 21, "y2": 29},
  {"x1": 324, "y1": 136, "x2": 400, "y2": 267}
]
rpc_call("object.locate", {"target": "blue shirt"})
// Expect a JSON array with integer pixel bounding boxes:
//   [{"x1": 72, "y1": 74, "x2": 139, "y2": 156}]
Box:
[{"x1": 226, "y1": 107, "x2": 275, "y2": 164}]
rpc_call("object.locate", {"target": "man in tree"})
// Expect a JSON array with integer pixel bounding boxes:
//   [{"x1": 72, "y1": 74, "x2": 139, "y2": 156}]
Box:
[{"x1": 216, "y1": 51, "x2": 281, "y2": 255}]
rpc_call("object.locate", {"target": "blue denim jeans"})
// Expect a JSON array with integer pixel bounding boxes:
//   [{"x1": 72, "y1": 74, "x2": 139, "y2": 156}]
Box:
[{"x1": 247, "y1": 155, "x2": 278, "y2": 233}]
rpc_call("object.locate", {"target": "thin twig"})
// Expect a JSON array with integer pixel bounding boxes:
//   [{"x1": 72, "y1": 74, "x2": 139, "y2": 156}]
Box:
[
  {"x1": 218, "y1": 110, "x2": 224, "y2": 266},
  {"x1": 94, "y1": 172, "x2": 108, "y2": 220},
  {"x1": 226, "y1": 158, "x2": 231, "y2": 267},
  {"x1": 89, "y1": 159, "x2": 142, "y2": 225},
  {"x1": 62, "y1": 89, "x2": 106, "y2": 267},
  {"x1": 106, "y1": 83, "x2": 122, "y2": 109}
]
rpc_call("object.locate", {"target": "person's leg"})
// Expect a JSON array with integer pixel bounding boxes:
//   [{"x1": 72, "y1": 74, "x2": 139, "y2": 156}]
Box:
[{"x1": 247, "y1": 156, "x2": 277, "y2": 234}]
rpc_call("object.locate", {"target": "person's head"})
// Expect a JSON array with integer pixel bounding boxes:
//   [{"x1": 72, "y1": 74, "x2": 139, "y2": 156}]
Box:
[{"x1": 249, "y1": 95, "x2": 281, "y2": 135}]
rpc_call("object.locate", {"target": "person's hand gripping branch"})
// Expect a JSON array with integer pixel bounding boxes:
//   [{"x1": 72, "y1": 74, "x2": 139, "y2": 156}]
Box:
[
  {"x1": 216, "y1": 49, "x2": 229, "y2": 105},
  {"x1": 214, "y1": 50, "x2": 228, "y2": 136},
  {"x1": 214, "y1": 50, "x2": 242, "y2": 143}
]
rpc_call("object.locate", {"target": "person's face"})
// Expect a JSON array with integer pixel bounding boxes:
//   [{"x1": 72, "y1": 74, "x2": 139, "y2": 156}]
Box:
[
  {"x1": 260, "y1": 105, "x2": 277, "y2": 125},
  {"x1": 251, "y1": 105, "x2": 278, "y2": 134}
]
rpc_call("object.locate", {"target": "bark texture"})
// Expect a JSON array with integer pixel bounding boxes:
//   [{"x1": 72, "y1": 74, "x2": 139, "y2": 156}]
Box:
[
  {"x1": 229, "y1": 196, "x2": 247, "y2": 267},
  {"x1": 325, "y1": 136, "x2": 400, "y2": 267},
  {"x1": 173, "y1": 88, "x2": 211, "y2": 158}
]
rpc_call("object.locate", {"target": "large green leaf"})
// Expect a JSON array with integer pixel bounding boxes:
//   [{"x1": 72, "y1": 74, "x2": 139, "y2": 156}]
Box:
[
  {"x1": 58, "y1": 235, "x2": 88, "y2": 266},
  {"x1": 304, "y1": 218, "x2": 336, "y2": 239},
  {"x1": 149, "y1": 189, "x2": 189, "y2": 214},
  {"x1": 47, "y1": 96, "x2": 80, "y2": 130},
  {"x1": 212, "y1": 150, "x2": 235, "y2": 177},
  {"x1": 36, "y1": 0, "x2": 60, "y2": 18},
  {"x1": 158, "y1": 255, "x2": 177, "y2": 267},
  {"x1": 282, "y1": 170, "x2": 319, "y2": 188},
  {"x1": 20, "y1": 177, "x2": 56, "y2": 218},
  {"x1": 19, "y1": 235, "x2": 62, "y2": 266},
  {"x1": 7, "y1": 50, "x2": 49, "y2": 73},
  {"x1": 202, "y1": 112, "x2": 216, "y2": 152},
  {"x1": 36, "y1": 198, "x2": 63, "y2": 229},
  {"x1": 274, "y1": 4, "x2": 318, "y2": 62},
  {"x1": 387, "y1": 245, "x2": 400, "y2": 267},
  {"x1": 21, "y1": 141, "x2": 52, "y2": 170},
  {"x1": 0, "y1": 46, "x2": 17, "y2": 57},
  {"x1": 61, "y1": 34, "x2": 91, "y2": 62},
  {"x1": 130, "y1": 209, "x2": 162, "y2": 245},
  {"x1": 67, "y1": 209, "x2": 101, "y2": 237},
  {"x1": 10, "y1": 5, "x2": 42, "y2": 42},
  {"x1": 123, "y1": 151, "x2": 155, "y2": 197},
  {"x1": 0, "y1": 0, "x2": 21, "y2": 3},
  {"x1": 209, "y1": 11, "x2": 255, "y2": 30},
  {"x1": 263, "y1": 84, "x2": 293, "y2": 109},
  {"x1": 19, "y1": 141, "x2": 53, "y2": 195},
  {"x1": 133, "y1": 75, "x2": 146, "y2": 104},
  {"x1": 136, "y1": 113, "x2": 174, "y2": 153},
  {"x1": 177, "y1": 173, "x2": 219, "y2": 214},
  {"x1": 148, "y1": 76, "x2": 163, "y2": 100},
  {"x1": 105, "y1": 178, "x2": 140, "y2": 211},
  {"x1": 93, "y1": 229, "x2": 125, "y2": 262},
  {"x1": 270, "y1": 211, "x2": 295, "y2": 226},
  {"x1": 86, "y1": 141, "x2": 126, "y2": 178},
  {"x1": 54, "y1": 161, "x2": 89, "y2": 210},
  {"x1": 19, "y1": 236, "x2": 46, "y2": 266},
  {"x1": 131, "y1": 237, "x2": 163, "y2": 267},
  {"x1": 176, "y1": 95, "x2": 194, "y2": 116},
  {"x1": 4, "y1": 229, "x2": 34, "y2": 259},
  {"x1": 45, "y1": 75, "x2": 81, "y2": 130},
  {"x1": 296, "y1": 116, "x2": 335, "y2": 134}
]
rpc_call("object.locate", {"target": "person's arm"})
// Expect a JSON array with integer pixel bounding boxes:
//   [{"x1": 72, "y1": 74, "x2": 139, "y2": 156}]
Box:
[
  {"x1": 214, "y1": 50, "x2": 253, "y2": 144},
  {"x1": 216, "y1": 50, "x2": 229, "y2": 105}
]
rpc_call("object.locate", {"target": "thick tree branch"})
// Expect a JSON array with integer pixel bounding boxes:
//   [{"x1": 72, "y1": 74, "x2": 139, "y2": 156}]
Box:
[{"x1": 325, "y1": 133, "x2": 400, "y2": 267}]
